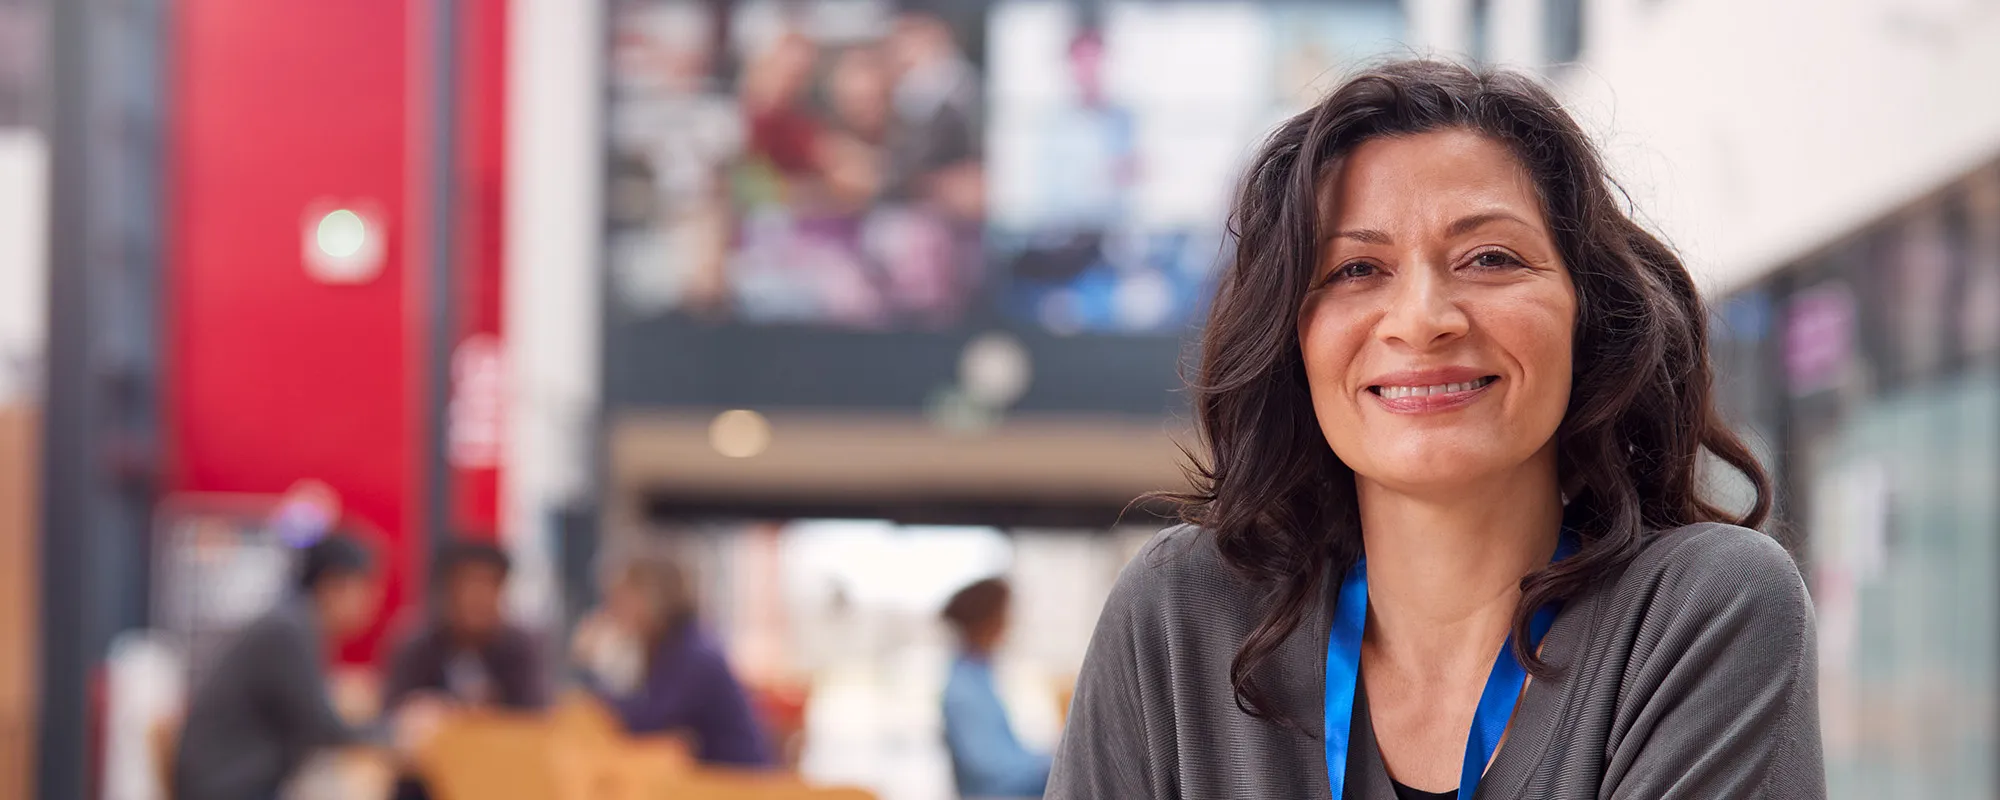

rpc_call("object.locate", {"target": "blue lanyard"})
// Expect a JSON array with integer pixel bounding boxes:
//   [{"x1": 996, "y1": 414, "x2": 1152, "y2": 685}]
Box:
[{"x1": 1323, "y1": 535, "x2": 1575, "y2": 799}]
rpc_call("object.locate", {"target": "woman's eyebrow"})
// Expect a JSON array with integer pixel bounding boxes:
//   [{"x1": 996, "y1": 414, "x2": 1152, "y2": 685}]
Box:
[
  {"x1": 1445, "y1": 210, "x2": 1533, "y2": 238},
  {"x1": 1326, "y1": 228, "x2": 1392, "y2": 246},
  {"x1": 1325, "y1": 211, "x2": 1534, "y2": 247}
]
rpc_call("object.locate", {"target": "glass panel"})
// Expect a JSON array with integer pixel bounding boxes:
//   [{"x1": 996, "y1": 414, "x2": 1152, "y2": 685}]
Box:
[{"x1": 1815, "y1": 371, "x2": 1999, "y2": 797}]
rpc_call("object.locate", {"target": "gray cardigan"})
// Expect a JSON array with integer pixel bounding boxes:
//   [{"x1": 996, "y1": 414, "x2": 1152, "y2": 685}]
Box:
[
  {"x1": 173, "y1": 596, "x2": 384, "y2": 800},
  {"x1": 1049, "y1": 523, "x2": 1825, "y2": 799}
]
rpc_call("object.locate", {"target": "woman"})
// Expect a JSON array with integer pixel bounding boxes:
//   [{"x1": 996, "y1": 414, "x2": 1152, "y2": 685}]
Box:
[
  {"x1": 572, "y1": 546, "x2": 771, "y2": 767},
  {"x1": 1049, "y1": 60, "x2": 1823, "y2": 799}
]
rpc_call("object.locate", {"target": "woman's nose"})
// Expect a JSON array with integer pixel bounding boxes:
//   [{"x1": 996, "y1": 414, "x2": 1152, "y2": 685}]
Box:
[{"x1": 1376, "y1": 267, "x2": 1469, "y2": 349}]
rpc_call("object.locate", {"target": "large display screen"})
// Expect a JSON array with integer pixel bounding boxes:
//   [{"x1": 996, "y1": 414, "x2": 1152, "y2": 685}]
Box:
[
  {"x1": 605, "y1": 0, "x2": 1407, "y2": 413},
  {"x1": 987, "y1": 0, "x2": 1402, "y2": 334}
]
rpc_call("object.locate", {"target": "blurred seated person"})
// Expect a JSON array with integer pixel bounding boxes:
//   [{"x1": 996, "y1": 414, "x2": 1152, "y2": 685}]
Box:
[
  {"x1": 941, "y1": 577, "x2": 1051, "y2": 799},
  {"x1": 386, "y1": 539, "x2": 549, "y2": 711},
  {"x1": 174, "y1": 532, "x2": 440, "y2": 800},
  {"x1": 571, "y1": 546, "x2": 771, "y2": 767},
  {"x1": 386, "y1": 540, "x2": 548, "y2": 800}
]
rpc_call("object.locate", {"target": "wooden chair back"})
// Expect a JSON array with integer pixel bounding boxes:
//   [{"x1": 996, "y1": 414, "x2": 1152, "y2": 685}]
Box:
[{"x1": 421, "y1": 692, "x2": 877, "y2": 800}]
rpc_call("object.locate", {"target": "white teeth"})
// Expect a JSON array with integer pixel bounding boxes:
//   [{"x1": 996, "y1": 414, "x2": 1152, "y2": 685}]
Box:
[{"x1": 1376, "y1": 378, "x2": 1491, "y2": 400}]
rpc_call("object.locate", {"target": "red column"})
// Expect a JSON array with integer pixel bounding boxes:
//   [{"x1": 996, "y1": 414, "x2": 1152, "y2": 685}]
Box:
[{"x1": 449, "y1": 0, "x2": 509, "y2": 541}]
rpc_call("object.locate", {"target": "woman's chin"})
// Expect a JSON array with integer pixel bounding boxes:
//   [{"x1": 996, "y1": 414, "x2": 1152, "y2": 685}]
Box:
[
  {"x1": 1350, "y1": 443, "x2": 1541, "y2": 495},
  {"x1": 1363, "y1": 469, "x2": 1495, "y2": 496}
]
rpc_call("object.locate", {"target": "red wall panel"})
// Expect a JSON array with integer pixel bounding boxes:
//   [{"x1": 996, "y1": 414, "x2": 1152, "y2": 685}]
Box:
[
  {"x1": 168, "y1": 0, "x2": 419, "y2": 662},
  {"x1": 167, "y1": 0, "x2": 510, "y2": 663},
  {"x1": 451, "y1": 0, "x2": 508, "y2": 539}
]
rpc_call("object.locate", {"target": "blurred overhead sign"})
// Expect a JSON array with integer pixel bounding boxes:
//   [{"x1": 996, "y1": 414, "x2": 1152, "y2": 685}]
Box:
[{"x1": 448, "y1": 333, "x2": 505, "y2": 471}]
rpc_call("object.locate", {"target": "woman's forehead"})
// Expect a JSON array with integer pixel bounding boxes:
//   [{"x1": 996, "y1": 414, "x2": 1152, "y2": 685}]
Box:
[{"x1": 1319, "y1": 130, "x2": 1547, "y2": 236}]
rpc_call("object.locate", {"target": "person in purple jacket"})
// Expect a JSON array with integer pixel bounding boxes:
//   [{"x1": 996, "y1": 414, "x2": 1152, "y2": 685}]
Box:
[{"x1": 571, "y1": 546, "x2": 772, "y2": 766}]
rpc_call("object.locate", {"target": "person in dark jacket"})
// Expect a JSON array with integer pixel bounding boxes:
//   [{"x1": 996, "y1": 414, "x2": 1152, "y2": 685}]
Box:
[
  {"x1": 384, "y1": 539, "x2": 548, "y2": 711},
  {"x1": 385, "y1": 539, "x2": 549, "y2": 800},
  {"x1": 173, "y1": 532, "x2": 431, "y2": 800},
  {"x1": 571, "y1": 545, "x2": 771, "y2": 766}
]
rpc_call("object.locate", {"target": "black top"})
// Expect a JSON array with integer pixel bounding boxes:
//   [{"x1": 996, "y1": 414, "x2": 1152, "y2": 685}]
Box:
[
  {"x1": 383, "y1": 622, "x2": 550, "y2": 710},
  {"x1": 1391, "y1": 780, "x2": 1457, "y2": 800}
]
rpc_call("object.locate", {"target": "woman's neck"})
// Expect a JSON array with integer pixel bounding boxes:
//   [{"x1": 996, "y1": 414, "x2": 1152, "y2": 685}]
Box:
[{"x1": 1355, "y1": 459, "x2": 1564, "y2": 673}]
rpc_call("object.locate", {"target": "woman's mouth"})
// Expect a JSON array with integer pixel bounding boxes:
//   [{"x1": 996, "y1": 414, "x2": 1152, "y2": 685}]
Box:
[
  {"x1": 1368, "y1": 375, "x2": 1499, "y2": 412},
  {"x1": 1370, "y1": 375, "x2": 1498, "y2": 399}
]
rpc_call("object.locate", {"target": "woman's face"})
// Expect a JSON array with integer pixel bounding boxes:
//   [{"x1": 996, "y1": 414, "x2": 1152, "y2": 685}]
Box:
[
  {"x1": 605, "y1": 574, "x2": 658, "y2": 635},
  {"x1": 1298, "y1": 129, "x2": 1576, "y2": 495}
]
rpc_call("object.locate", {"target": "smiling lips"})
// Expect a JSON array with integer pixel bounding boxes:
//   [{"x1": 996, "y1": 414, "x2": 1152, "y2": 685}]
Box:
[{"x1": 1368, "y1": 373, "x2": 1499, "y2": 413}]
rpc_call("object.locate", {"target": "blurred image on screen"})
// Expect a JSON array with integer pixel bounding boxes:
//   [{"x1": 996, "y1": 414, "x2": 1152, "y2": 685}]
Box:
[
  {"x1": 609, "y1": 0, "x2": 1405, "y2": 337},
  {"x1": 986, "y1": 0, "x2": 1405, "y2": 335},
  {"x1": 610, "y1": 0, "x2": 986, "y2": 330}
]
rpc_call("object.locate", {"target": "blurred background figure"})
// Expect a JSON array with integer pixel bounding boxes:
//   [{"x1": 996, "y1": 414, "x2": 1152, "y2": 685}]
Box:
[
  {"x1": 940, "y1": 577, "x2": 1050, "y2": 800},
  {"x1": 385, "y1": 539, "x2": 548, "y2": 800},
  {"x1": 386, "y1": 540, "x2": 549, "y2": 712},
  {"x1": 881, "y1": 2, "x2": 983, "y2": 221},
  {"x1": 572, "y1": 544, "x2": 772, "y2": 767},
  {"x1": 172, "y1": 533, "x2": 429, "y2": 800}
]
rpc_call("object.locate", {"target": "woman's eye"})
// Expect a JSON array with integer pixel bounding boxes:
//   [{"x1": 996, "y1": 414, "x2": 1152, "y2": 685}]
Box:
[
  {"x1": 1326, "y1": 261, "x2": 1377, "y2": 283},
  {"x1": 1470, "y1": 250, "x2": 1523, "y2": 270}
]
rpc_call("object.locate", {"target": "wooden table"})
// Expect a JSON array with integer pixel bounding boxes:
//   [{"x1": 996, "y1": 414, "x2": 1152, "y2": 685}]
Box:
[{"x1": 284, "y1": 748, "x2": 398, "y2": 800}]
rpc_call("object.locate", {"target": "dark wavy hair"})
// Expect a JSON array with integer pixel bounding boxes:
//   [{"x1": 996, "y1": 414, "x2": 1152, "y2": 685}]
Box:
[{"x1": 1165, "y1": 59, "x2": 1773, "y2": 721}]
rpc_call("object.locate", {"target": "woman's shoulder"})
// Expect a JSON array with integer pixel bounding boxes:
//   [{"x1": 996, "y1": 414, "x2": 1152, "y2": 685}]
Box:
[
  {"x1": 1102, "y1": 525, "x2": 1271, "y2": 626},
  {"x1": 1621, "y1": 522, "x2": 1805, "y2": 597},
  {"x1": 1115, "y1": 524, "x2": 1255, "y2": 590},
  {"x1": 1600, "y1": 522, "x2": 1812, "y2": 644},
  {"x1": 1569, "y1": 523, "x2": 1822, "y2": 792},
  {"x1": 1129, "y1": 522, "x2": 1227, "y2": 568}
]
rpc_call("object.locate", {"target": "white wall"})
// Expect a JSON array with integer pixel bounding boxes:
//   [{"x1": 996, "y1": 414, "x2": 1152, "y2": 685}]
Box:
[
  {"x1": 1557, "y1": 0, "x2": 2000, "y2": 290},
  {"x1": 503, "y1": 0, "x2": 603, "y2": 626},
  {"x1": 0, "y1": 130, "x2": 46, "y2": 406}
]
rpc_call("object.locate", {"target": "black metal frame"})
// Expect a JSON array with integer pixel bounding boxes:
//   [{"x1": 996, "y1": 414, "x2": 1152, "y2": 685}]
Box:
[
  {"x1": 40, "y1": 0, "x2": 167, "y2": 795},
  {"x1": 425, "y1": 0, "x2": 461, "y2": 570},
  {"x1": 640, "y1": 489, "x2": 1175, "y2": 530}
]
